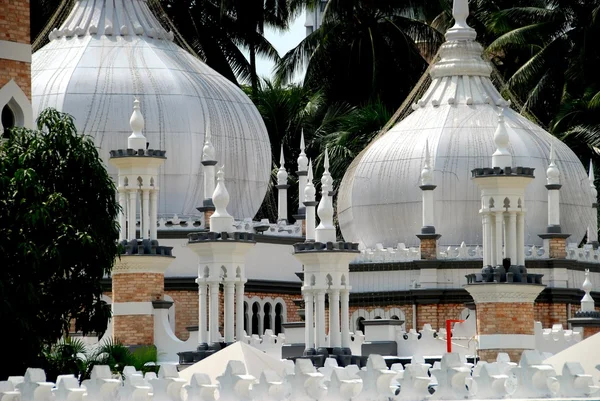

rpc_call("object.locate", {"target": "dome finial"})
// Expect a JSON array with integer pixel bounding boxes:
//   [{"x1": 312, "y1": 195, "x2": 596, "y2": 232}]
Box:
[
  {"x1": 421, "y1": 139, "x2": 433, "y2": 185},
  {"x1": 546, "y1": 143, "x2": 560, "y2": 185},
  {"x1": 322, "y1": 146, "x2": 333, "y2": 189},
  {"x1": 128, "y1": 97, "x2": 147, "y2": 150},
  {"x1": 277, "y1": 145, "x2": 288, "y2": 185},
  {"x1": 305, "y1": 159, "x2": 315, "y2": 201},
  {"x1": 202, "y1": 125, "x2": 216, "y2": 162},
  {"x1": 298, "y1": 130, "x2": 309, "y2": 172},
  {"x1": 316, "y1": 147, "x2": 336, "y2": 243},
  {"x1": 581, "y1": 269, "x2": 595, "y2": 312},
  {"x1": 445, "y1": 0, "x2": 476, "y2": 41},
  {"x1": 492, "y1": 108, "x2": 512, "y2": 168},
  {"x1": 210, "y1": 166, "x2": 234, "y2": 233}
]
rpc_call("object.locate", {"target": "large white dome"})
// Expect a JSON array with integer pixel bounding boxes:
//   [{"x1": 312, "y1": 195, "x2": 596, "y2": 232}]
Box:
[
  {"x1": 32, "y1": 0, "x2": 271, "y2": 219},
  {"x1": 337, "y1": 15, "x2": 594, "y2": 248}
]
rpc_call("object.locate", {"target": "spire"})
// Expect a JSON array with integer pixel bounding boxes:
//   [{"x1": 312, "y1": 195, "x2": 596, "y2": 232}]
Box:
[
  {"x1": 305, "y1": 160, "x2": 315, "y2": 202},
  {"x1": 297, "y1": 130, "x2": 309, "y2": 172},
  {"x1": 445, "y1": 0, "x2": 476, "y2": 41},
  {"x1": 421, "y1": 140, "x2": 433, "y2": 186},
  {"x1": 210, "y1": 166, "x2": 234, "y2": 233},
  {"x1": 546, "y1": 143, "x2": 560, "y2": 185},
  {"x1": 316, "y1": 147, "x2": 336, "y2": 243},
  {"x1": 581, "y1": 269, "x2": 595, "y2": 312},
  {"x1": 202, "y1": 128, "x2": 216, "y2": 162},
  {"x1": 491, "y1": 108, "x2": 511, "y2": 168},
  {"x1": 128, "y1": 98, "x2": 147, "y2": 150},
  {"x1": 277, "y1": 145, "x2": 288, "y2": 185},
  {"x1": 590, "y1": 160, "x2": 597, "y2": 201}
]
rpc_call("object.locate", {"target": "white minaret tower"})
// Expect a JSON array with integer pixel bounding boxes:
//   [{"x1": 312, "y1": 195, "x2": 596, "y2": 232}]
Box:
[
  {"x1": 189, "y1": 166, "x2": 255, "y2": 347},
  {"x1": 568, "y1": 269, "x2": 600, "y2": 339},
  {"x1": 108, "y1": 98, "x2": 174, "y2": 347},
  {"x1": 199, "y1": 128, "x2": 218, "y2": 229},
  {"x1": 545, "y1": 144, "x2": 562, "y2": 233},
  {"x1": 589, "y1": 161, "x2": 599, "y2": 247},
  {"x1": 416, "y1": 140, "x2": 441, "y2": 260},
  {"x1": 293, "y1": 149, "x2": 359, "y2": 356},
  {"x1": 304, "y1": 160, "x2": 317, "y2": 241},
  {"x1": 295, "y1": 131, "x2": 309, "y2": 226},
  {"x1": 315, "y1": 147, "x2": 336, "y2": 243},
  {"x1": 277, "y1": 145, "x2": 290, "y2": 223}
]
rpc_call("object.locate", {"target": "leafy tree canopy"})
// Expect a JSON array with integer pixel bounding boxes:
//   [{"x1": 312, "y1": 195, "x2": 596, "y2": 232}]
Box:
[{"x1": 0, "y1": 109, "x2": 119, "y2": 379}]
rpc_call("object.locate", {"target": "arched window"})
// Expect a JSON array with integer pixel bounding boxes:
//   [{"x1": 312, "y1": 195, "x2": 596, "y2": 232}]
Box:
[
  {"x1": 356, "y1": 317, "x2": 365, "y2": 333},
  {"x1": 252, "y1": 302, "x2": 260, "y2": 335},
  {"x1": 391, "y1": 315, "x2": 400, "y2": 320},
  {"x1": 275, "y1": 303, "x2": 283, "y2": 335},
  {"x1": 243, "y1": 302, "x2": 249, "y2": 335},
  {"x1": 263, "y1": 303, "x2": 272, "y2": 331},
  {"x1": 1, "y1": 104, "x2": 15, "y2": 139}
]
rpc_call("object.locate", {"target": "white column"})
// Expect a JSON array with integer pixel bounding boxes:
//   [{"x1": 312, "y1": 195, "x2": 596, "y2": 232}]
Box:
[
  {"x1": 482, "y1": 213, "x2": 489, "y2": 266},
  {"x1": 304, "y1": 290, "x2": 314, "y2": 350},
  {"x1": 278, "y1": 186, "x2": 288, "y2": 223},
  {"x1": 489, "y1": 213, "x2": 496, "y2": 266},
  {"x1": 340, "y1": 289, "x2": 350, "y2": 348},
  {"x1": 128, "y1": 190, "x2": 137, "y2": 240},
  {"x1": 142, "y1": 189, "x2": 150, "y2": 239},
  {"x1": 236, "y1": 281, "x2": 245, "y2": 340},
  {"x1": 209, "y1": 281, "x2": 220, "y2": 343},
  {"x1": 305, "y1": 203, "x2": 316, "y2": 241},
  {"x1": 118, "y1": 190, "x2": 127, "y2": 241},
  {"x1": 197, "y1": 280, "x2": 207, "y2": 344},
  {"x1": 508, "y1": 211, "x2": 517, "y2": 264},
  {"x1": 329, "y1": 289, "x2": 341, "y2": 347},
  {"x1": 548, "y1": 189, "x2": 560, "y2": 226},
  {"x1": 150, "y1": 189, "x2": 158, "y2": 240},
  {"x1": 315, "y1": 290, "x2": 326, "y2": 348},
  {"x1": 204, "y1": 164, "x2": 216, "y2": 201},
  {"x1": 517, "y1": 211, "x2": 525, "y2": 265},
  {"x1": 422, "y1": 189, "x2": 434, "y2": 228},
  {"x1": 224, "y1": 282, "x2": 235, "y2": 343},
  {"x1": 298, "y1": 173, "x2": 308, "y2": 213},
  {"x1": 495, "y1": 212, "x2": 503, "y2": 265}
]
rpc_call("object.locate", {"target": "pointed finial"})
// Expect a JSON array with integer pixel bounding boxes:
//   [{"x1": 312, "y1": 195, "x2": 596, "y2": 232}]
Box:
[
  {"x1": 210, "y1": 166, "x2": 234, "y2": 232},
  {"x1": 297, "y1": 130, "x2": 309, "y2": 172},
  {"x1": 202, "y1": 127, "x2": 216, "y2": 162},
  {"x1": 492, "y1": 108, "x2": 511, "y2": 168},
  {"x1": 128, "y1": 97, "x2": 147, "y2": 149},
  {"x1": 581, "y1": 269, "x2": 595, "y2": 312},
  {"x1": 316, "y1": 148, "x2": 336, "y2": 242},
  {"x1": 421, "y1": 140, "x2": 433, "y2": 185},
  {"x1": 546, "y1": 143, "x2": 560, "y2": 185},
  {"x1": 446, "y1": 0, "x2": 476, "y2": 41},
  {"x1": 321, "y1": 146, "x2": 333, "y2": 190},
  {"x1": 277, "y1": 145, "x2": 288, "y2": 185},
  {"x1": 305, "y1": 160, "x2": 315, "y2": 202}
]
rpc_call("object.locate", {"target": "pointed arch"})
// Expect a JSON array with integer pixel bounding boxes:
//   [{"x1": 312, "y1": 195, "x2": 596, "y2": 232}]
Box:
[{"x1": 0, "y1": 80, "x2": 32, "y2": 130}]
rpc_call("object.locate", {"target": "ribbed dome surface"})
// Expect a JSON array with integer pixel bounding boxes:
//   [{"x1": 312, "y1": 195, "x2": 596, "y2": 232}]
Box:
[
  {"x1": 337, "y1": 10, "x2": 594, "y2": 248},
  {"x1": 32, "y1": 0, "x2": 271, "y2": 219}
]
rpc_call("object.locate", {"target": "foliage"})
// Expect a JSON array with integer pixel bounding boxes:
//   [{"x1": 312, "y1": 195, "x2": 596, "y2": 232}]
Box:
[{"x1": 0, "y1": 109, "x2": 119, "y2": 380}]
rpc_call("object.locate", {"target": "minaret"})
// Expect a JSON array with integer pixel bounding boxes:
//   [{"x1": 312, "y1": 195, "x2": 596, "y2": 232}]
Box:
[
  {"x1": 538, "y1": 144, "x2": 570, "y2": 258},
  {"x1": 304, "y1": 160, "x2": 318, "y2": 241},
  {"x1": 188, "y1": 166, "x2": 255, "y2": 350},
  {"x1": 293, "y1": 149, "x2": 359, "y2": 362},
  {"x1": 108, "y1": 98, "x2": 174, "y2": 347},
  {"x1": 416, "y1": 140, "x2": 441, "y2": 260},
  {"x1": 197, "y1": 128, "x2": 217, "y2": 230},
  {"x1": 0, "y1": 0, "x2": 33, "y2": 137},
  {"x1": 277, "y1": 145, "x2": 290, "y2": 223},
  {"x1": 315, "y1": 147, "x2": 336, "y2": 243},
  {"x1": 466, "y1": 106, "x2": 544, "y2": 362},
  {"x1": 294, "y1": 131, "x2": 309, "y2": 233},
  {"x1": 568, "y1": 269, "x2": 600, "y2": 338},
  {"x1": 588, "y1": 161, "x2": 599, "y2": 248}
]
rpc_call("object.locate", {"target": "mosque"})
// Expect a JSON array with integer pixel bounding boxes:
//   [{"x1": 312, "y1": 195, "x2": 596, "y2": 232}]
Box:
[{"x1": 3, "y1": 0, "x2": 600, "y2": 372}]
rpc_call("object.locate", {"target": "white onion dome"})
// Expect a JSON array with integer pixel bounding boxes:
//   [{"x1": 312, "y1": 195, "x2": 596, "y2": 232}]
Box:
[
  {"x1": 32, "y1": 0, "x2": 271, "y2": 220},
  {"x1": 277, "y1": 146, "x2": 288, "y2": 185},
  {"x1": 337, "y1": 0, "x2": 594, "y2": 248},
  {"x1": 546, "y1": 145, "x2": 560, "y2": 185},
  {"x1": 202, "y1": 131, "x2": 216, "y2": 162}
]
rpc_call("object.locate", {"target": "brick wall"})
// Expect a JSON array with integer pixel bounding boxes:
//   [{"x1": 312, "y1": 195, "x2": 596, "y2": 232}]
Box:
[
  {"x1": 476, "y1": 302, "x2": 535, "y2": 335},
  {"x1": 113, "y1": 315, "x2": 154, "y2": 345},
  {"x1": 534, "y1": 302, "x2": 568, "y2": 328},
  {"x1": 479, "y1": 349, "x2": 522, "y2": 363},
  {"x1": 112, "y1": 273, "x2": 164, "y2": 302},
  {"x1": 548, "y1": 237, "x2": 567, "y2": 259},
  {"x1": 584, "y1": 326, "x2": 600, "y2": 338},
  {"x1": 416, "y1": 303, "x2": 465, "y2": 330},
  {"x1": 164, "y1": 290, "x2": 198, "y2": 341},
  {"x1": 0, "y1": 0, "x2": 31, "y2": 99},
  {"x1": 420, "y1": 238, "x2": 437, "y2": 260}
]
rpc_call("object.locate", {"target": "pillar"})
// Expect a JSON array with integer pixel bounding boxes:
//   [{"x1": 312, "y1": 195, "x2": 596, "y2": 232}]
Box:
[
  {"x1": 517, "y1": 212, "x2": 525, "y2": 265},
  {"x1": 118, "y1": 190, "x2": 127, "y2": 241},
  {"x1": 465, "y1": 283, "x2": 544, "y2": 362},
  {"x1": 128, "y1": 190, "x2": 137, "y2": 240},
  {"x1": 150, "y1": 189, "x2": 158, "y2": 240},
  {"x1": 224, "y1": 281, "x2": 235, "y2": 343},
  {"x1": 305, "y1": 201, "x2": 317, "y2": 241},
  {"x1": 236, "y1": 281, "x2": 245, "y2": 340},
  {"x1": 508, "y1": 211, "x2": 517, "y2": 264},
  {"x1": 209, "y1": 281, "x2": 220, "y2": 343},
  {"x1": 489, "y1": 213, "x2": 496, "y2": 266},
  {"x1": 483, "y1": 213, "x2": 492, "y2": 266},
  {"x1": 495, "y1": 212, "x2": 503, "y2": 265},
  {"x1": 340, "y1": 289, "x2": 350, "y2": 349},
  {"x1": 329, "y1": 289, "x2": 341, "y2": 347},
  {"x1": 304, "y1": 290, "x2": 314, "y2": 351},
  {"x1": 277, "y1": 184, "x2": 289, "y2": 223},
  {"x1": 197, "y1": 279, "x2": 208, "y2": 345},
  {"x1": 417, "y1": 234, "x2": 440, "y2": 260},
  {"x1": 315, "y1": 290, "x2": 326, "y2": 348},
  {"x1": 142, "y1": 189, "x2": 150, "y2": 239}
]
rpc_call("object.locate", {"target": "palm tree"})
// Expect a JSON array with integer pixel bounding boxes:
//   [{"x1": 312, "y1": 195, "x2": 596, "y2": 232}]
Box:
[{"x1": 276, "y1": 0, "x2": 445, "y2": 110}]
